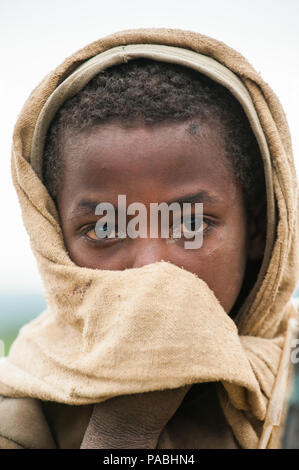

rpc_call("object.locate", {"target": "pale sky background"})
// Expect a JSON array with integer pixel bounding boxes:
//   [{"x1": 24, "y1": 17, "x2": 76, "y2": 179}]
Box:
[{"x1": 0, "y1": 0, "x2": 298, "y2": 294}]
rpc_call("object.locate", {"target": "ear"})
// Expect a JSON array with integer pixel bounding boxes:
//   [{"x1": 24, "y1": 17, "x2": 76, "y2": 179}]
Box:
[{"x1": 247, "y1": 202, "x2": 267, "y2": 261}]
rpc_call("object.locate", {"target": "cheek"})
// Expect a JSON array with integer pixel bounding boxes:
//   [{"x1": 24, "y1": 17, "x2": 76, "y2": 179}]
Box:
[{"x1": 184, "y1": 222, "x2": 248, "y2": 313}]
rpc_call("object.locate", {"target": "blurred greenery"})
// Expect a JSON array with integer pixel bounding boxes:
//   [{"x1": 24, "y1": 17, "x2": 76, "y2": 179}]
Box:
[
  {"x1": 1, "y1": 334, "x2": 15, "y2": 356},
  {"x1": 0, "y1": 291, "x2": 47, "y2": 356}
]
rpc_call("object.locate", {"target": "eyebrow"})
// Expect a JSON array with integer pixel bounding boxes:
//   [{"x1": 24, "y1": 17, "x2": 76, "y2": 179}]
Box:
[
  {"x1": 70, "y1": 191, "x2": 220, "y2": 219},
  {"x1": 167, "y1": 190, "x2": 220, "y2": 206},
  {"x1": 70, "y1": 200, "x2": 101, "y2": 219}
]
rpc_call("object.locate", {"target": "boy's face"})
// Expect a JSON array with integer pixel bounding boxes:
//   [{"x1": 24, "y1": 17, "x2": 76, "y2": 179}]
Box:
[{"x1": 56, "y1": 120, "x2": 252, "y2": 314}]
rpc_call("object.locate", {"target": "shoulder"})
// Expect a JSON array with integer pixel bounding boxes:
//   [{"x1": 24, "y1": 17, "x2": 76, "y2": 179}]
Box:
[{"x1": 0, "y1": 396, "x2": 56, "y2": 449}]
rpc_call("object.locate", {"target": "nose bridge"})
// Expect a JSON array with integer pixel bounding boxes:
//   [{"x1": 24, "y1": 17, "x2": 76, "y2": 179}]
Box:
[{"x1": 131, "y1": 238, "x2": 171, "y2": 269}]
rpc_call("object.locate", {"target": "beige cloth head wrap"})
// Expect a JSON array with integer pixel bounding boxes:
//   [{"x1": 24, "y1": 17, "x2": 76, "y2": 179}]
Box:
[{"x1": 0, "y1": 28, "x2": 298, "y2": 449}]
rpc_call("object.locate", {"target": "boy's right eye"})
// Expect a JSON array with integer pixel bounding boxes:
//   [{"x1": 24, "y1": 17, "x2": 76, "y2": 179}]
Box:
[{"x1": 82, "y1": 223, "x2": 118, "y2": 241}]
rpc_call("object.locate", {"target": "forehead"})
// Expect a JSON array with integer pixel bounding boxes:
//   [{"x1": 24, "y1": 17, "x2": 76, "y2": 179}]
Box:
[{"x1": 60, "y1": 121, "x2": 237, "y2": 204}]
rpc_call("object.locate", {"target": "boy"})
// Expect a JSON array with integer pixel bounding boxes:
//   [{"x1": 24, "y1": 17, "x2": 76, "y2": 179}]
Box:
[{"x1": 0, "y1": 28, "x2": 298, "y2": 449}]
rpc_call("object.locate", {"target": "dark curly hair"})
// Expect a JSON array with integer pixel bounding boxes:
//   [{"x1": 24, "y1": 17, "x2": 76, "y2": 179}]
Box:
[{"x1": 43, "y1": 58, "x2": 266, "y2": 211}]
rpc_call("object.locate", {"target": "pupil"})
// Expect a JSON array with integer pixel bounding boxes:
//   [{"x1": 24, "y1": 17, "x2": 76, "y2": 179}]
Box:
[{"x1": 185, "y1": 216, "x2": 200, "y2": 232}]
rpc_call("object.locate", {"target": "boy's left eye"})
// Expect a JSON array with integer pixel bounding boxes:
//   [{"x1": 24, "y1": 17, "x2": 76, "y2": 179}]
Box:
[
  {"x1": 181, "y1": 215, "x2": 207, "y2": 233},
  {"x1": 171, "y1": 215, "x2": 208, "y2": 238}
]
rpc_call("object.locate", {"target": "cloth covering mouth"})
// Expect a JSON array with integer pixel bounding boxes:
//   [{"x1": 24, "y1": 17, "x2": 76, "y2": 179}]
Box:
[
  {"x1": 0, "y1": 28, "x2": 298, "y2": 449},
  {"x1": 0, "y1": 260, "x2": 293, "y2": 449}
]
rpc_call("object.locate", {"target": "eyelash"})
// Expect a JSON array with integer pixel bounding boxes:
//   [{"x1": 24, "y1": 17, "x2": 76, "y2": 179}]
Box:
[{"x1": 79, "y1": 216, "x2": 216, "y2": 246}]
